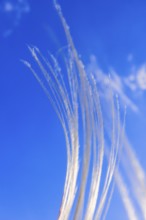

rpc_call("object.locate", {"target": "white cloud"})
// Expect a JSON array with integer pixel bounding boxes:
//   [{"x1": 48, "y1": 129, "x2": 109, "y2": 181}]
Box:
[
  {"x1": 124, "y1": 64, "x2": 146, "y2": 92},
  {"x1": 136, "y1": 65, "x2": 146, "y2": 90},
  {"x1": 87, "y1": 55, "x2": 139, "y2": 113},
  {"x1": 0, "y1": 0, "x2": 30, "y2": 37}
]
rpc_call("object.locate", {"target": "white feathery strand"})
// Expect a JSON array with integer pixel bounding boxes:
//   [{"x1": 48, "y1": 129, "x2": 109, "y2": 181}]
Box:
[
  {"x1": 102, "y1": 95, "x2": 120, "y2": 194},
  {"x1": 57, "y1": 96, "x2": 79, "y2": 219},
  {"x1": 123, "y1": 140, "x2": 146, "y2": 219},
  {"x1": 116, "y1": 171, "x2": 139, "y2": 220},
  {"x1": 23, "y1": 59, "x2": 76, "y2": 220},
  {"x1": 49, "y1": 53, "x2": 73, "y2": 108},
  {"x1": 102, "y1": 103, "x2": 126, "y2": 220},
  {"x1": 95, "y1": 90, "x2": 119, "y2": 220},
  {"x1": 23, "y1": 59, "x2": 73, "y2": 205},
  {"x1": 53, "y1": 2, "x2": 94, "y2": 218},
  {"x1": 35, "y1": 48, "x2": 72, "y2": 112},
  {"x1": 84, "y1": 73, "x2": 104, "y2": 220},
  {"x1": 29, "y1": 47, "x2": 73, "y2": 122},
  {"x1": 27, "y1": 44, "x2": 80, "y2": 219},
  {"x1": 22, "y1": 60, "x2": 65, "y2": 126},
  {"x1": 102, "y1": 179, "x2": 115, "y2": 220}
]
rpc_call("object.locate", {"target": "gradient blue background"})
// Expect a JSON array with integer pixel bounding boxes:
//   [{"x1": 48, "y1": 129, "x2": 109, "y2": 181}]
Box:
[{"x1": 0, "y1": 0, "x2": 146, "y2": 219}]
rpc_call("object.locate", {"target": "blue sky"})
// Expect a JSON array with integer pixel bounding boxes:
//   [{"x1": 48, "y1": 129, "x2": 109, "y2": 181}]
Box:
[{"x1": 0, "y1": 0, "x2": 146, "y2": 219}]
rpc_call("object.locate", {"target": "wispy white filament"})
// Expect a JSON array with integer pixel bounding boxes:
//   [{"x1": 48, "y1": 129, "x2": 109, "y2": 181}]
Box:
[
  {"x1": 116, "y1": 171, "x2": 139, "y2": 220},
  {"x1": 23, "y1": 1, "x2": 146, "y2": 220},
  {"x1": 121, "y1": 137, "x2": 146, "y2": 220}
]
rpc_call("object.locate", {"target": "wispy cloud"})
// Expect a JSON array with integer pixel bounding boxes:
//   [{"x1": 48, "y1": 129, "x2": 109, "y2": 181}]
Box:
[
  {"x1": 124, "y1": 64, "x2": 146, "y2": 91},
  {"x1": 87, "y1": 55, "x2": 139, "y2": 113},
  {"x1": 0, "y1": 0, "x2": 30, "y2": 37}
]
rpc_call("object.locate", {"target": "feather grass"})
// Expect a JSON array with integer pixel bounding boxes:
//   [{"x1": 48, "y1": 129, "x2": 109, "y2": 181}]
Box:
[
  {"x1": 23, "y1": 1, "x2": 146, "y2": 219},
  {"x1": 23, "y1": 3, "x2": 121, "y2": 219}
]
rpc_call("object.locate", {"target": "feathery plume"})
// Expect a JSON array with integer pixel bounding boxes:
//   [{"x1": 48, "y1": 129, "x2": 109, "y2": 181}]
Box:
[{"x1": 23, "y1": 2, "x2": 130, "y2": 219}]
